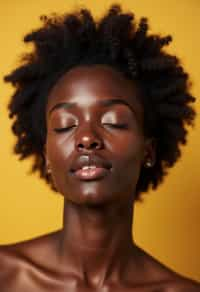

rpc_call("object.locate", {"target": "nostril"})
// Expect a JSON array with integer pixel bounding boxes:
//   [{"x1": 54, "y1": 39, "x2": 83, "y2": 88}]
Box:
[
  {"x1": 77, "y1": 143, "x2": 84, "y2": 150},
  {"x1": 77, "y1": 141, "x2": 102, "y2": 151},
  {"x1": 91, "y1": 141, "x2": 100, "y2": 149}
]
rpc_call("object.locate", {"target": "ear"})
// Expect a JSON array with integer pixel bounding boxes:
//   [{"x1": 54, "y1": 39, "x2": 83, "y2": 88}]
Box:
[
  {"x1": 43, "y1": 143, "x2": 49, "y2": 168},
  {"x1": 143, "y1": 137, "x2": 156, "y2": 167},
  {"x1": 43, "y1": 144, "x2": 52, "y2": 175}
]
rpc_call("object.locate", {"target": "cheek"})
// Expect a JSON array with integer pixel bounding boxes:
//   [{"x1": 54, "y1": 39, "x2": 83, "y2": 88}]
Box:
[
  {"x1": 109, "y1": 132, "x2": 145, "y2": 187},
  {"x1": 46, "y1": 135, "x2": 74, "y2": 190},
  {"x1": 47, "y1": 133, "x2": 74, "y2": 160},
  {"x1": 108, "y1": 131, "x2": 145, "y2": 165}
]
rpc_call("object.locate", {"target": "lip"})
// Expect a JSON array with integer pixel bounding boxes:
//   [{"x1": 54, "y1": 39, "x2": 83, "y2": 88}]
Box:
[
  {"x1": 73, "y1": 166, "x2": 110, "y2": 181},
  {"x1": 70, "y1": 154, "x2": 112, "y2": 173}
]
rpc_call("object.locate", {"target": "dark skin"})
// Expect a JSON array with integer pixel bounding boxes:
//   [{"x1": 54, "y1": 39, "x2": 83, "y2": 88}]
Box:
[{"x1": 0, "y1": 65, "x2": 199, "y2": 292}]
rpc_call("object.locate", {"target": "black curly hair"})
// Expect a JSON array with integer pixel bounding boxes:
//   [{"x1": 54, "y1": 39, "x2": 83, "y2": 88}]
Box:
[{"x1": 4, "y1": 4, "x2": 196, "y2": 200}]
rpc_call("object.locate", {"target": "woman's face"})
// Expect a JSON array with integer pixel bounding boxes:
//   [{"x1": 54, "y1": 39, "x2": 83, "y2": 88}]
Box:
[{"x1": 45, "y1": 65, "x2": 152, "y2": 206}]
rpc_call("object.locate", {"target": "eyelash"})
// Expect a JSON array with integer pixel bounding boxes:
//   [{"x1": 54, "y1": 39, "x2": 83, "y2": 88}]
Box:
[
  {"x1": 104, "y1": 123, "x2": 128, "y2": 129},
  {"x1": 53, "y1": 125, "x2": 76, "y2": 133},
  {"x1": 53, "y1": 124, "x2": 128, "y2": 133}
]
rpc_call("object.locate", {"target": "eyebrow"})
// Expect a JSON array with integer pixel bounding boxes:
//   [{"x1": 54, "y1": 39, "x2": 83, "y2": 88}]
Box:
[{"x1": 48, "y1": 98, "x2": 136, "y2": 117}]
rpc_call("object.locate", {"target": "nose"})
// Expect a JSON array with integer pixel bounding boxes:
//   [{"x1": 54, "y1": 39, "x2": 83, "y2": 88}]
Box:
[{"x1": 75, "y1": 124, "x2": 104, "y2": 152}]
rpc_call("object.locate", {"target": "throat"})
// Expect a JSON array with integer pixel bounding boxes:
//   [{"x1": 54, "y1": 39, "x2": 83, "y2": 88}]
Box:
[{"x1": 58, "y1": 200, "x2": 135, "y2": 286}]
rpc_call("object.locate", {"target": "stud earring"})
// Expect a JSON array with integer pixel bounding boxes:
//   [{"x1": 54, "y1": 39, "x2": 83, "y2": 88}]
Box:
[
  {"x1": 46, "y1": 165, "x2": 51, "y2": 174},
  {"x1": 144, "y1": 160, "x2": 152, "y2": 168}
]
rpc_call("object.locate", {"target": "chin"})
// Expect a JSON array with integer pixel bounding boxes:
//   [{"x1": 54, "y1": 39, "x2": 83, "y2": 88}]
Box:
[
  {"x1": 64, "y1": 189, "x2": 113, "y2": 207},
  {"x1": 81, "y1": 191, "x2": 112, "y2": 206}
]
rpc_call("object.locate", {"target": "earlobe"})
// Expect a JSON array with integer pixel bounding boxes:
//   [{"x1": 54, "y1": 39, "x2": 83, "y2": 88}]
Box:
[
  {"x1": 45, "y1": 158, "x2": 52, "y2": 175},
  {"x1": 43, "y1": 144, "x2": 51, "y2": 173},
  {"x1": 143, "y1": 137, "x2": 156, "y2": 168}
]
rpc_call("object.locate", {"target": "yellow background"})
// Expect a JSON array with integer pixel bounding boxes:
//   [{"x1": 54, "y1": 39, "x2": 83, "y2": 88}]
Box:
[{"x1": 0, "y1": 0, "x2": 199, "y2": 282}]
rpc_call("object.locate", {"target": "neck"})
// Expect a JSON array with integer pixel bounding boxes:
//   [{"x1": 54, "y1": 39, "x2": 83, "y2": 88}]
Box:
[{"x1": 58, "y1": 199, "x2": 137, "y2": 287}]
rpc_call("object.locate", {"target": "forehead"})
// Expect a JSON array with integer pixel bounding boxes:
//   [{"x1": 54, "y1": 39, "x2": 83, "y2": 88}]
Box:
[{"x1": 46, "y1": 65, "x2": 144, "y2": 118}]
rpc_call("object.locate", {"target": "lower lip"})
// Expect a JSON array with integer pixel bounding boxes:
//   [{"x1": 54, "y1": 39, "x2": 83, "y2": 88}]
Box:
[{"x1": 73, "y1": 167, "x2": 110, "y2": 181}]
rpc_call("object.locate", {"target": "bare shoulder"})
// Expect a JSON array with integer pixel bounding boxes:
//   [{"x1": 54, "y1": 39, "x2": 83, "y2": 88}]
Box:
[
  {"x1": 0, "y1": 230, "x2": 60, "y2": 263},
  {"x1": 0, "y1": 230, "x2": 61, "y2": 290},
  {"x1": 133, "y1": 245, "x2": 200, "y2": 291}
]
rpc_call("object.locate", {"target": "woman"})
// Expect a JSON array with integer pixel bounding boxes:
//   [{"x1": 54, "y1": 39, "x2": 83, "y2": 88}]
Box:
[{"x1": 0, "y1": 4, "x2": 199, "y2": 291}]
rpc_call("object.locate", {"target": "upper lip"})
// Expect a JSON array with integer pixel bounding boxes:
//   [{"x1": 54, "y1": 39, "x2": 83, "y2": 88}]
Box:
[{"x1": 70, "y1": 154, "x2": 112, "y2": 172}]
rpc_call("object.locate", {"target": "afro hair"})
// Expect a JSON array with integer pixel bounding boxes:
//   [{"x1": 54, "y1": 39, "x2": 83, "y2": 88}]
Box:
[{"x1": 4, "y1": 4, "x2": 196, "y2": 200}]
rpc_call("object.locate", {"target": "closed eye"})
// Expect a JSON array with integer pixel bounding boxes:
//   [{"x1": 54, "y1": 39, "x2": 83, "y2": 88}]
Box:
[
  {"x1": 103, "y1": 123, "x2": 128, "y2": 129},
  {"x1": 53, "y1": 124, "x2": 128, "y2": 133},
  {"x1": 53, "y1": 125, "x2": 77, "y2": 133}
]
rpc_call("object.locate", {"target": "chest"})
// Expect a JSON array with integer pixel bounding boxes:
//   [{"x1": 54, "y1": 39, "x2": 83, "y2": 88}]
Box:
[
  {"x1": 1, "y1": 275, "x2": 170, "y2": 292},
  {"x1": 0, "y1": 265, "x2": 171, "y2": 292}
]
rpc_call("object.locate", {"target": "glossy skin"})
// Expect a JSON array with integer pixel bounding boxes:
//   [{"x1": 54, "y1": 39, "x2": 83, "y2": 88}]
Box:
[{"x1": 0, "y1": 65, "x2": 199, "y2": 292}]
